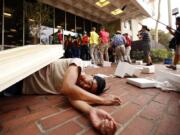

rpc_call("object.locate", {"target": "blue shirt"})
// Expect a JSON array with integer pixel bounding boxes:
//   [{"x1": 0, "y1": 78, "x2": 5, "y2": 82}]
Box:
[{"x1": 111, "y1": 34, "x2": 126, "y2": 47}]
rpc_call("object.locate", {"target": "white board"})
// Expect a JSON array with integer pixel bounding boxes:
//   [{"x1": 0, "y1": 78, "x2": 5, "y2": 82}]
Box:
[
  {"x1": 114, "y1": 62, "x2": 141, "y2": 78},
  {"x1": 0, "y1": 45, "x2": 64, "y2": 91},
  {"x1": 142, "y1": 65, "x2": 155, "y2": 73},
  {"x1": 127, "y1": 78, "x2": 156, "y2": 88}
]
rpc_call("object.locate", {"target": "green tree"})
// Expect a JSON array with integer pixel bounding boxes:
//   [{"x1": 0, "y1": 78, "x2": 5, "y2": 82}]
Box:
[{"x1": 150, "y1": 29, "x2": 171, "y2": 48}]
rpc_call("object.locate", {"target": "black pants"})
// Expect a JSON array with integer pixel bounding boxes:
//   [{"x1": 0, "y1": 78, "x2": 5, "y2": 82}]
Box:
[
  {"x1": 0, "y1": 81, "x2": 23, "y2": 96},
  {"x1": 81, "y1": 45, "x2": 89, "y2": 60}
]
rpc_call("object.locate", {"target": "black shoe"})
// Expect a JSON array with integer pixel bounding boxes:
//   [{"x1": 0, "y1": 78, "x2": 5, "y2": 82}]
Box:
[
  {"x1": 166, "y1": 65, "x2": 177, "y2": 70},
  {"x1": 97, "y1": 63, "x2": 103, "y2": 67}
]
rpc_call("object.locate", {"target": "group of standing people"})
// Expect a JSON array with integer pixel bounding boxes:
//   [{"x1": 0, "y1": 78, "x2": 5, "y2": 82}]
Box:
[
  {"x1": 138, "y1": 17, "x2": 180, "y2": 69},
  {"x1": 111, "y1": 31, "x2": 132, "y2": 64},
  {"x1": 62, "y1": 26, "x2": 133, "y2": 66},
  {"x1": 63, "y1": 26, "x2": 111, "y2": 66},
  {"x1": 64, "y1": 34, "x2": 82, "y2": 58},
  {"x1": 63, "y1": 31, "x2": 90, "y2": 60},
  {"x1": 57, "y1": 20, "x2": 180, "y2": 69}
]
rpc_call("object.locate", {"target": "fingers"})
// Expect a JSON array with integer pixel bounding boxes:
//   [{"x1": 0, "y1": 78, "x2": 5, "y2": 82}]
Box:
[
  {"x1": 99, "y1": 119, "x2": 117, "y2": 135},
  {"x1": 99, "y1": 120, "x2": 106, "y2": 135},
  {"x1": 111, "y1": 120, "x2": 117, "y2": 135},
  {"x1": 95, "y1": 109, "x2": 117, "y2": 135},
  {"x1": 112, "y1": 97, "x2": 122, "y2": 105},
  {"x1": 166, "y1": 26, "x2": 172, "y2": 30},
  {"x1": 102, "y1": 94, "x2": 122, "y2": 106}
]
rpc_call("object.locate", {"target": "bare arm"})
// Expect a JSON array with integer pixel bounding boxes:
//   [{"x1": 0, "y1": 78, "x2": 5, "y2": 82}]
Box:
[
  {"x1": 69, "y1": 98, "x2": 93, "y2": 114},
  {"x1": 167, "y1": 26, "x2": 175, "y2": 36},
  {"x1": 69, "y1": 98, "x2": 117, "y2": 135},
  {"x1": 61, "y1": 65, "x2": 121, "y2": 106}
]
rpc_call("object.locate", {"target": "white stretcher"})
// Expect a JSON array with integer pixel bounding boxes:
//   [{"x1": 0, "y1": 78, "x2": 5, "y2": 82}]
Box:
[{"x1": 0, "y1": 45, "x2": 64, "y2": 92}]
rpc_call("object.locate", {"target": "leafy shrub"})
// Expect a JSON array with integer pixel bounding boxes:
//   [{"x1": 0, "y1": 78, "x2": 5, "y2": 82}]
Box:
[
  {"x1": 131, "y1": 50, "x2": 144, "y2": 60},
  {"x1": 131, "y1": 49, "x2": 173, "y2": 63},
  {"x1": 151, "y1": 49, "x2": 172, "y2": 63}
]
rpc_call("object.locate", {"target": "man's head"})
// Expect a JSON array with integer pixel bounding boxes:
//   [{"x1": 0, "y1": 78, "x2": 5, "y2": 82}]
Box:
[
  {"x1": 92, "y1": 27, "x2": 96, "y2": 31},
  {"x1": 141, "y1": 25, "x2": 150, "y2": 31},
  {"x1": 100, "y1": 26, "x2": 105, "y2": 31},
  {"x1": 93, "y1": 76, "x2": 106, "y2": 94},
  {"x1": 176, "y1": 16, "x2": 180, "y2": 26},
  {"x1": 77, "y1": 74, "x2": 106, "y2": 95}
]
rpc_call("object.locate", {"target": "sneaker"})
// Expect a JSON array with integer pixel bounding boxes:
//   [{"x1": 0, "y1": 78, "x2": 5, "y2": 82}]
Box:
[{"x1": 166, "y1": 65, "x2": 177, "y2": 70}]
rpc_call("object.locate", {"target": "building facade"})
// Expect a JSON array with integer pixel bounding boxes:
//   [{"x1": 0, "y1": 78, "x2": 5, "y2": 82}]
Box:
[{"x1": 0, "y1": 0, "x2": 154, "y2": 50}]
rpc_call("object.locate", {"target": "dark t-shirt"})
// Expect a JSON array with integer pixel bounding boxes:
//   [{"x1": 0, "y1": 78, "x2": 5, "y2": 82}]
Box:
[
  {"x1": 140, "y1": 31, "x2": 151, "y2": 42},
  {"x1": 175, "y1": 26, "x2": 180, "y2": 45}
]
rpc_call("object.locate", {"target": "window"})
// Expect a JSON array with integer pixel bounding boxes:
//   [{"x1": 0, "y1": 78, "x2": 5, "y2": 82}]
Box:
[
  {"x1": 84, "y1": 19, "x2": 91, "y2": 35},
  {"x1": 0, "y1": 0, "x2": 2, "y2": 47},
  {"x1": 55, "y1": 8, "x2": 65, "y2": 29},
  {"x1": 24, "y1": 0, "x2": 40, "y2": 45},
  {"x1": 4, "y1": 0, "x2": 23, "y2": 48},
  {"x1": 66, "y1": 12, "x2": 75, "y2": 32},
  {"x1": 40, "y1": 4, "x2": 53, "y2": 45},
  {"x1": 76, "y1": 16, "x2": 84, "y2": 34},
  {"x1": 53, "y1": 8, "x2": 65, "y2": 44}
]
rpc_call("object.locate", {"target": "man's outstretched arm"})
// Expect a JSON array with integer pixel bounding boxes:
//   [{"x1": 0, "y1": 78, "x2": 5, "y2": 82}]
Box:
[
  {"x1": 69, "y1": 98, "x2": 117, "y2": 135},
  {"x1": 61, "y1": 65, "x2": 121, "y2": 105}
]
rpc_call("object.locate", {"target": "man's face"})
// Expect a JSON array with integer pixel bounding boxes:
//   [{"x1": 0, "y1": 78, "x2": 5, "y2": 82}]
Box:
[
  {"x1": 78, "y1": 74, "x2": 98, "y2": 94},
  {"x1": 176, "y1": 20, "x2": 180, "y2": 26}
]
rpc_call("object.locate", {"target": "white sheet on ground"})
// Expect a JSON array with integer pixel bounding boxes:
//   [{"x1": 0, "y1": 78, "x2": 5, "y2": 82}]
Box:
[{"x1": 155, "y1": 70, "x2": 180, "y2": 92}]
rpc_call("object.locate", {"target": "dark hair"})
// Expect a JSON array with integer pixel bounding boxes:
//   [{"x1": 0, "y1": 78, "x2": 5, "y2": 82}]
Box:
[
  {"x1": 142, "y1": 25, "x2": 150, "y2": 31},
  {"x1": 92, "y1": 27, "x2": 96, "y2": 31},
  {"x1": 100, "y1": 26, "x2": 105, "y2": 29},
  {"x1": 176, "y1": 16, "x2": 180, "y2": 22},
  {"x1": 93, "y1": 76, "x2": 106, "y2": 95}
]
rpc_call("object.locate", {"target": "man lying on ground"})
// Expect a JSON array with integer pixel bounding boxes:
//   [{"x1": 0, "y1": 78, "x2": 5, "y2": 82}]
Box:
[{"x1": 1, "y1": 58, "x2": 121, "y2": 135}]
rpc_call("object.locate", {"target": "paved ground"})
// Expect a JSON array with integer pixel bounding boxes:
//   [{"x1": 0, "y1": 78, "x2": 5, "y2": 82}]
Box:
[{"x1": 0, "y1": 64, "x2": 180, "y2": 135}]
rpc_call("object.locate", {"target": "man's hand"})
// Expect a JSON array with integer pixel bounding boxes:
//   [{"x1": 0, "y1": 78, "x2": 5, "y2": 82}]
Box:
[
  {"x1": 166, "y1": 26, "x2": 171, "y2": 30},
  {"x1": 89, "y1": 108, "x2": 117, "y2": 135},
  {"x1": 101, "y1": 94, "x2": 121, "y2": 106}
]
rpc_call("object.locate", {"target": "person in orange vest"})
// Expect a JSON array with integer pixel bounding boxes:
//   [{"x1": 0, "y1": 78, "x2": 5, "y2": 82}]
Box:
[
  {"x1": 64, "y1": 34, "x2": 73, "y2": 58},
  {"x1": 73, "y1": 34, "x2": 81, "y2": 58},
  {"x1": 81, "y1": 31, "x2": 90, "y2": 60},
  {"x1": 58, "y1": 27, "x2": 63, "y2": 44}
]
